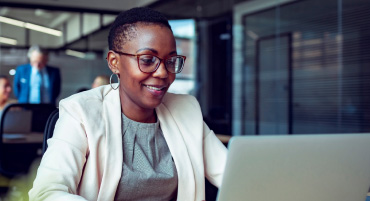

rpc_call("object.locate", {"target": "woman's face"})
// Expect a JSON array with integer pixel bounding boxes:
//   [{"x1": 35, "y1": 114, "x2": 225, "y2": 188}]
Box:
[
  {"x1": 110, "y1": 24, "x2": 177, "y2": 112},
  {"x1": 0, "y1": 78, "x2": 11, "y2": 101}
]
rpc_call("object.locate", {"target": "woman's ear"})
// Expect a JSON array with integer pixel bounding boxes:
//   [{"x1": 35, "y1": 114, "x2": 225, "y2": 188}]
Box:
[{"x1": 107, "y1": 50, "x2": 120, "y2": 74}]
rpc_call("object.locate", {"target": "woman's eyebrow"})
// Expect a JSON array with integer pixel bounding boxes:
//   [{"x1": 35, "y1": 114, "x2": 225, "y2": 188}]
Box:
[
  {"x1": 136, "y1": 48, "x2": 178, "y2": 56},
  {"x1": 169, "y1": 51, "x2": 177, "y2": 55},
  {"x1": 136, "y1": 48, "x2": 158, "y2": 54}
]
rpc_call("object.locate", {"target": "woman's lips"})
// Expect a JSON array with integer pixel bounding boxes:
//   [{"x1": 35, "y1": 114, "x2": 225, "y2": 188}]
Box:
[
  {"x1": 145, "y1": 85, "x2": 165, "y2": 91},
  {"x1": 143, "y1": 84, "x2": 167, "y2": 96}
]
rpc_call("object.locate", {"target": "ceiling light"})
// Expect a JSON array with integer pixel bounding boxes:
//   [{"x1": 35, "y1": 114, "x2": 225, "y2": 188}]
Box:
[
  {"x1": 0, "y1": 16, "x2": 62, "y2": 36},
  {"x1": 25, "y1": 23, "x2": 62, "y2": 36},
  {"x1": 0, "y1": 36, "x2": 17, "y2": 45},
  {"x1": 66, "y1": 49, "x2": 86, "y2": 58},
  {"x1": 0, "y1": 16, "x2": 24, "y2": 27}
]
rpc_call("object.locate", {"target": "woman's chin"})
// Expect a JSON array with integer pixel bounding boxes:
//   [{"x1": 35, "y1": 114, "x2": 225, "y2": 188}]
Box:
[{"x1": 145, "y1": 100, "x2": 163, "y2": 109}]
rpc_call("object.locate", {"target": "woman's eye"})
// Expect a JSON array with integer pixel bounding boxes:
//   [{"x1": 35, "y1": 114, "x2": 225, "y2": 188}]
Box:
[
  {"x1": 141, "y1": 59, "x2": 152, "y2": 64},
  {"x1": 166, "y1": 60, "x2": 175, "y2": 66},
  {"x1": 140, "y1": 56, "x2": 156, "y2": 65},
  {"x1": 166, "y1": 58, "x2": 177, "y2": 66}
]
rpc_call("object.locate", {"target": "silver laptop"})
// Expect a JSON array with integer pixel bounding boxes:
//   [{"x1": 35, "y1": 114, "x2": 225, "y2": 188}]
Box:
[{"x1": 217, "y1": 134, "x2": 370, "y2": 201}]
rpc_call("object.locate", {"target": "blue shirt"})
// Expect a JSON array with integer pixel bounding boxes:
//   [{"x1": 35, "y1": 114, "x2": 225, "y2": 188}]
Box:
[{"x1": 29, "y1": 66, "x2": 50, "y2": 103}]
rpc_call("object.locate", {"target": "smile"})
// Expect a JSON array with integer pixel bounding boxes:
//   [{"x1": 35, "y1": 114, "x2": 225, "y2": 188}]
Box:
[{"x1": 143, "y1": 85, "x2": 166, "y2": 91}]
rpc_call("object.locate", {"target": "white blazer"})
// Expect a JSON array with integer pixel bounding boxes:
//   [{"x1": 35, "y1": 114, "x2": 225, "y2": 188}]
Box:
[{"x1": 29, "y1": 85, "x2": 228, "y2": 201}]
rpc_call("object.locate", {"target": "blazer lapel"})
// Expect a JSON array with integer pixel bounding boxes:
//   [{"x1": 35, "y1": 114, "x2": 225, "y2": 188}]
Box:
[
  {"x1": 97, "y1": 87, "x2": 123, "y2": 201},
  {"x1": 156, "y1": 104, "x2": 195, "y2": 201}
]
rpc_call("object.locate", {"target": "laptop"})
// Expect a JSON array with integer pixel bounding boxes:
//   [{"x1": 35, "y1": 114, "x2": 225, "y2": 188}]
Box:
[
  {"x1": 3, "y1": 110, "x2": 32, "y2": 133},
  {"x1": 217, "y1": 134, "x2": 370, "y2": 201}
]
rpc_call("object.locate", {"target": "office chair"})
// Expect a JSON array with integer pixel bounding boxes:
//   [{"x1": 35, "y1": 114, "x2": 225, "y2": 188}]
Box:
[
  {"x1": 0, "y1": 103, "x2": 56, "y2": 177},
  {"x1": 42, "y1": 109, "x2": 59, "y2": 153}
]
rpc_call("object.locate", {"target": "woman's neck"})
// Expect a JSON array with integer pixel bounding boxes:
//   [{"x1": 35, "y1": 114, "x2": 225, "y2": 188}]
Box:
[
  {"x1": 119, "y1": 89, "x2": 158, "y2": 123},
  {"x1": 122, "y1": 108, "x2": 156, "y2": 123},
  {"x1": 120, "y1": 101, "x2": 157, "y2": 123}
]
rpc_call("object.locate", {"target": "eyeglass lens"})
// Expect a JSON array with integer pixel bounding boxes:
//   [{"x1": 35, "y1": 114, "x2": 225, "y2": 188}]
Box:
[{"x1": 138, "y1": 55, "x2": 184, "y2": 73}]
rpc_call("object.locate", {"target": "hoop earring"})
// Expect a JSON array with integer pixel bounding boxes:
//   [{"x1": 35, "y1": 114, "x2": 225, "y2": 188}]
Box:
[{"x1": 110, "y1": 73, "x2": 120, "y2": 90}]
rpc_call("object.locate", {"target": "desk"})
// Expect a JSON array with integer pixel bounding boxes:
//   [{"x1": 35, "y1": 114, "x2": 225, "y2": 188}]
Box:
[
  {"x1": 3, "y1": 133, "x2": 44, "y2": 144},
  {"x1": 1, "y1": 133, "x2": 44, "y2": 173}
]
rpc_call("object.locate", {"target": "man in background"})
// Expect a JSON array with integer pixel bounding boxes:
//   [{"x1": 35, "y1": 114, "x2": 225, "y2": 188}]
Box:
[{"x1": 13, "y1": 45, "x2": 61, "y2": 105}]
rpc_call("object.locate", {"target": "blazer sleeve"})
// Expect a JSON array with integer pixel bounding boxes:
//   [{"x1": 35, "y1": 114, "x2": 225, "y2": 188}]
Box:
[
  {"x1": 29, "y1": 100, "x2": 89, "y2": 201},
  {"x1": 203, "y1": 121, "x2": 228, "y2": 188}
]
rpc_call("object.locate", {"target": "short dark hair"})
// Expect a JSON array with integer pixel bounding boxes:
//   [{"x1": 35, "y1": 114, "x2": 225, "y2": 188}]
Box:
[
  {"x1": 0, "y1": 75, "x2": 8, "y2": 80},
  {"x1": 108, "y1": 7, "x2": 172, "y2": 51}
]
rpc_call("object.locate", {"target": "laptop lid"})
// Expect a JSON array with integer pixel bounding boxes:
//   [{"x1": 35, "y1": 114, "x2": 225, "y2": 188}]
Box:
[
  {"x1": 217, "y1": 134, "x2": 370, "y2": 201},
  {"x1": 3, "y1": 110, "x2": 32, "y2": 133}
]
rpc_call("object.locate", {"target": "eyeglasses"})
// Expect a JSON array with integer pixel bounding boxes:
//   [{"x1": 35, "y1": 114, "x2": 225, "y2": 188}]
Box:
[{"x1": 113, "y1": 50, "x2": 186, "y2": 74}]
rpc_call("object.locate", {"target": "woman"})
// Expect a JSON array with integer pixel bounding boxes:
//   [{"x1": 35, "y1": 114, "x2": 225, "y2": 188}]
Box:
[
  {"x1": 29, "y1": 7, "x2": 227, "y2": 201},
  {"x1": 0, "y1": 75, "x2": 16, "y2": 111}
]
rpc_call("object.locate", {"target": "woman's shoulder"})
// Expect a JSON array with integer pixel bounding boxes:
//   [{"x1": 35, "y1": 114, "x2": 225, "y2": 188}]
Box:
[
  {"x1": 159, "y1": 93, "x2": 204, "y2": 127},
  {"x1": 59, "y1": 85, "x2": 117, "y2": 111}
]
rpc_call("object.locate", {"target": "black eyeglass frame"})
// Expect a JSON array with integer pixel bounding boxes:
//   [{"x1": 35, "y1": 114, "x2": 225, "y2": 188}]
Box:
[{"x1": 112, "y1": 50, "x2": 186, "y2": 74}]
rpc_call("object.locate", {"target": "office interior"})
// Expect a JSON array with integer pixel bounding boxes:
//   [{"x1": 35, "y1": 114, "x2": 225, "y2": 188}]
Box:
[{"x1": 0, "y1": 0, "x2": 369, "y2": 200}]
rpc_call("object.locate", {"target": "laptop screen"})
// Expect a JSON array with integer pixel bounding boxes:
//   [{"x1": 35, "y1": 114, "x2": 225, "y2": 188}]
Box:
[{"x1": 217, "y1": 134, "x2": 370, "y2": 201}]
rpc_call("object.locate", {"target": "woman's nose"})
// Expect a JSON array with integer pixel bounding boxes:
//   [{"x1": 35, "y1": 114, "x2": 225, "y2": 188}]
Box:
[{"x1": 152, "y1": 61, "x2": 169, "y2": 79}]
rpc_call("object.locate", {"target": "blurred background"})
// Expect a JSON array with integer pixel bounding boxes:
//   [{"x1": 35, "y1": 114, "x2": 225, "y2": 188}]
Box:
[{"x1": 0, "y1": 0, "x2": 369, "y2": 137}]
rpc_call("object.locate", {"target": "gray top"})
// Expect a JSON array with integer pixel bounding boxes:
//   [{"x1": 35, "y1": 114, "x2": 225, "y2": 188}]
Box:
[{"x1": 114, "y1": 113, "x2": 178, "y2": 201}]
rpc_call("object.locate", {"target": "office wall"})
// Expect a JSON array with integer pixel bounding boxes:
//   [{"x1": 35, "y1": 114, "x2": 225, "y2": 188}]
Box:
[
  {"x1": 196, "y1": 16, "x2": 233, "y2": 135},
  {"x1": 233, "y1": 0, "x2": 295, "y2": 135},
  {"x1": 233, "y1": 0, "x2": 370, "y2": 135}
]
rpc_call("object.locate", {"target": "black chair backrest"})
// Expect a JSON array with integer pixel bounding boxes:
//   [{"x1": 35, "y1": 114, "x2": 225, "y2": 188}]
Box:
[
  {"x1": 0, "y1": 103, "x2": 56, "y2": 177},
  {"x1": 42, "y1": 109, "x2": 59, "y2": 153},
  {"x1": 0, "y1": 103, "x2": 56, "y2": 134}
]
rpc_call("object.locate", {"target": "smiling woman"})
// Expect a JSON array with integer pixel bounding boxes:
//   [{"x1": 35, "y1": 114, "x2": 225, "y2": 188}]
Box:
[
  {"x1": 108, "y1": 24, "x2": 182, "y2": 121},
  {"x1": 29, "y1": 7, "x2": 227, "y2": 201}
]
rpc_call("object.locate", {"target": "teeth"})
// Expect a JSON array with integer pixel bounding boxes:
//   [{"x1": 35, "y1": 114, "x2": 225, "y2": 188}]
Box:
[{"x1": 145, "y1": 85, "x2": 163, "y2": 91}]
